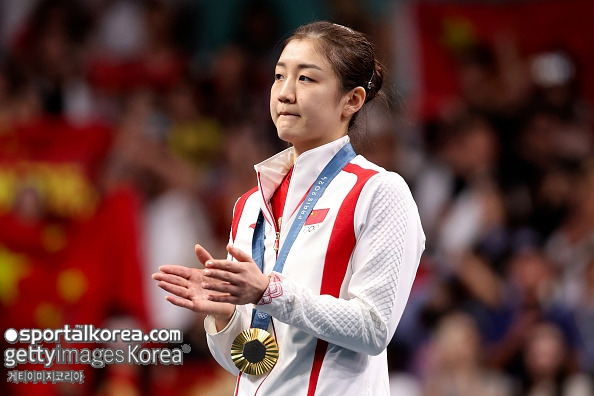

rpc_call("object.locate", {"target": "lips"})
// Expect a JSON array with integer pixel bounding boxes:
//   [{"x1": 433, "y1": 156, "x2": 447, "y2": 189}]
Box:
[{"x1": 278, "y1": 111, "x2": 299, "y2": 117}]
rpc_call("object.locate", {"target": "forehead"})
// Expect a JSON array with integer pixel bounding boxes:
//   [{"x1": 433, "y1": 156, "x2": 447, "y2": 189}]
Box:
[{"x1": 277, "y1": 38, "x2": 332, "y2": 70}]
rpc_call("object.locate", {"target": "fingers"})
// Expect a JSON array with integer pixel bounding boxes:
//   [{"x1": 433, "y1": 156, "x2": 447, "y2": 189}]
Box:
[
  {"x1": 152, "y1": 272, "x2": 188, "y2": 287},
  {"x1": 204, "y1": 259, "x2": 242, "y2": 275},
  {"x1": 202, "y1": 263, "x2": 245, "y2": 289},
  {"x1": 206, "y1": 293, "x2": 237, "y2": 304},
  {"x1": 202, "y1": 278, "x2": 234, "y2": 294},
  {"x1": 158, "y1": 264, "x2": 193, "y2": 279},
  {"x1": 204, "y1": 244, "x2": 255, "y2": 274},
  {"x1": 156, "y1": 280, "x2": 191, "y2": 300},
  {"x1": 154, "y1": 243, "x2": 261, "y2": 307},
  {"x1": 226, "y1": 244, "x2": 254, "y2": 264},
  {"x1": 165, "y1": 295, "x2": 193, "y2": 310}
]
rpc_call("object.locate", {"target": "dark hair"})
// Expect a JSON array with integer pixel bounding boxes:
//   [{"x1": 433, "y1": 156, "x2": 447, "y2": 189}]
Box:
[{"x1": 285, "y1": 21, "x2": 385, "y2": 130}]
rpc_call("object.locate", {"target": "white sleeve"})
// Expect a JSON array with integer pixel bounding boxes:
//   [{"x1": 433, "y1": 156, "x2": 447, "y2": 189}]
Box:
[
  {"x1": 256, "y1": 172, "x2": 426, "y2": 355},
  {"x1": 204, "y1": 304, "x2": 255, "y2": 375},
  {"x1": 203, "y1": 197, "x2": 250, "y2": 375}
]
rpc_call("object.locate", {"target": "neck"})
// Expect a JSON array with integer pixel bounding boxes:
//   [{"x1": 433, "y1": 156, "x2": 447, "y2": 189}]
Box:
[{"x1": 291, "y1": 133, "x2": 348, "y2": 157}]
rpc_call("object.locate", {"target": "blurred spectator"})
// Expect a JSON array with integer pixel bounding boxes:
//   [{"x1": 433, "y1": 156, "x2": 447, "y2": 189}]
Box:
[
  {"x1": 501, "y1": 106, "x2": 590, "y2": 241},
  {"x1": 420, "y1": 311, "x2": 513, "y2": 396},
  {"x1": 166, "y1": 79, "x2": 223, "y2": 173},
  {"x1": 574, "y1": 259, "x2": 594, "y2": 375},
  {"x1": 545, "y1": 161, "x2": 594, "y2": 308},
  {"x1": 88, "y1": 0, "x2": 189, "y2": 122},
  {"x1": 481, "y1": 250, "x2": 583, "y2": 379},
  {"x1": 529, "y1": 51, "x2": 590, "y2": 126},
  {"x1": 545, "y1": 161, "x2": 594, "y2": 375},
  {"x1": 415, "y1": 110, "x2": 506, "y2": 271},
  {"x1": 519, "y1": 321, "x2": 593, "y2": 396},
  {"x1": 13, "y1": 0, "x2": 96, "y2": 124}
]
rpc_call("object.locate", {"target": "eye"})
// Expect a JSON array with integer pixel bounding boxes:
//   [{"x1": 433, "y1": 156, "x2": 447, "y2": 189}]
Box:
[
  {"x1": 274, "y1": 73, "x2": 284, "y2": 81},
  {"x1": 299, "y1": 75, "x2": 313, "y2": 82}
]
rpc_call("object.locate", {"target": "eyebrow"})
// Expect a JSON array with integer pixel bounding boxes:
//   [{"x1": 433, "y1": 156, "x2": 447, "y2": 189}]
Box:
[{"x1": 276, "y1": 62, "x2": 323, "y2": 71}]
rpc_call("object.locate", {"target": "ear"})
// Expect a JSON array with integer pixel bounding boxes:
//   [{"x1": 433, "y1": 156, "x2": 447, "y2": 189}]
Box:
[{"x1": 341, "y1": 86, "x2": 366, "y2": 119}]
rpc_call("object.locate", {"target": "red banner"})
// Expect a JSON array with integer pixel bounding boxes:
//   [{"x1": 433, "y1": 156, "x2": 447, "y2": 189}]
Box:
[{"x1": 0, "y1": 116, "x2": 148, "y2": 395}]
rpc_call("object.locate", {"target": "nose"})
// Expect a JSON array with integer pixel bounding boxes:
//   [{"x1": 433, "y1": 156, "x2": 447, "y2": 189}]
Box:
[{"x1": 277, "y1": 78, "x2": 296, "y2": 103}]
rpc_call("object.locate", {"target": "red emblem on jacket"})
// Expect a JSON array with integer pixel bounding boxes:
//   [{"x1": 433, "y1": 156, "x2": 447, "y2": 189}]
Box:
[{"x1": 304, "y1": 208, "x2": 329, "y2": 225}]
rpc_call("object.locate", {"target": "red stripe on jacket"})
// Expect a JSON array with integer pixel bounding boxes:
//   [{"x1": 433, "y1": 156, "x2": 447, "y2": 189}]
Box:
[
  {"x1": 231, "y1": 186, "x2": 258, "y2": 243},
  {"x1": 307, "y1": 163, "x2": 378, "y2": 396}
]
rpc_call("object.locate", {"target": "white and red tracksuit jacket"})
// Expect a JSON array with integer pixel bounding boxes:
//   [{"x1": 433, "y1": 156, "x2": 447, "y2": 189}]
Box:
[{"x1": 205, "y1": 136, "x2": 425, "y2": 396}]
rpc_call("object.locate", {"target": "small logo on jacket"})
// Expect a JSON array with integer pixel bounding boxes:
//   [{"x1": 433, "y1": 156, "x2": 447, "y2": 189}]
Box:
[{"x1": 301, "y1": 208, "x2": 329, "y2": 234}]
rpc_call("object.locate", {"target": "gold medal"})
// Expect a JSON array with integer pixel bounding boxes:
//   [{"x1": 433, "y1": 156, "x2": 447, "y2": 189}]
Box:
[{"x1": 231, "y1": 328, "x2": 279, "y2": 375}]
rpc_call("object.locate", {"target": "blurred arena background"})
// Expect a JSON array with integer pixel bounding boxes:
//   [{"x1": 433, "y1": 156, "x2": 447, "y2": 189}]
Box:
[{"x1": 0, "y1": 0, "x2": 592, "y2": 395}]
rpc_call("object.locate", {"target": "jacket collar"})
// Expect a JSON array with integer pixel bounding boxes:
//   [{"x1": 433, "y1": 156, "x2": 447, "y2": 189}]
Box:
[{"x1": 254, "y1": 135, "x2": 350, "y2": 227}]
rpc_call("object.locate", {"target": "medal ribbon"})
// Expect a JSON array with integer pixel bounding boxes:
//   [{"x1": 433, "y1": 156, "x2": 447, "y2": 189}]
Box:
[{"x1": 250, "y1": 142, "x2": 356, "y2": 330}]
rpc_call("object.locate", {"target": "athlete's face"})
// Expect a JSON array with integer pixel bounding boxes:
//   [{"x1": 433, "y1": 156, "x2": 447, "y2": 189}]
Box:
[{"x1": 270, "y1": 39, "x2": 352, "y2": 156}]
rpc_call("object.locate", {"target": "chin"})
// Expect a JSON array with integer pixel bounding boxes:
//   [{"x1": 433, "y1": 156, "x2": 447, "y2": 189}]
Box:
[{"x1": 276, "y1": 130, "x2": 298, "y2": 146}]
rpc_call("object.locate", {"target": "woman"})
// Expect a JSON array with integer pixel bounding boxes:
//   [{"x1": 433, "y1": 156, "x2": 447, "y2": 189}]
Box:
[{"x1": 153, "y1": 21, "x2": 425, "y2": 395}]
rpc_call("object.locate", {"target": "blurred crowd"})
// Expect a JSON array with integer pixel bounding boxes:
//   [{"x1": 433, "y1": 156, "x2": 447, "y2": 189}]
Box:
[{"x1": 0, "y1": 0, "x2": 592, "y2": 395}]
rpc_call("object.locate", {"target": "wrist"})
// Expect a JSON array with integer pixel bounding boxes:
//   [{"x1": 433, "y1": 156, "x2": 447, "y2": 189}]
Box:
[
  {"x1": 253, "y1": 274, "x2": 271, "y2": 304},
  {"x1": 213, "y1": 307, "x2": 235, "y2": 332},
  {"x1": 256, "y1": 273, "x2": 283, "y2": 306}
]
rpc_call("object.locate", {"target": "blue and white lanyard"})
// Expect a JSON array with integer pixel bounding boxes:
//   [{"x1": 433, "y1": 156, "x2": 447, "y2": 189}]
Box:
[{"x1": 250, "y1": 143, "x2": 356, "y2": 330}]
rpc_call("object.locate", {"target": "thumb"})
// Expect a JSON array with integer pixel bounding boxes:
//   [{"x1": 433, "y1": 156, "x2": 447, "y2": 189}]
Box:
[
  {"x1": 195, "y1": 244, "x2": 214, "y2": 266},
  {"x1": 226, "y1": 244, "x2": 254, "y2": 263}
]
